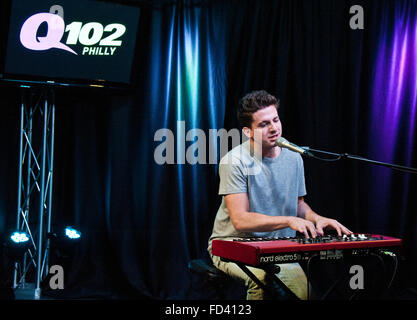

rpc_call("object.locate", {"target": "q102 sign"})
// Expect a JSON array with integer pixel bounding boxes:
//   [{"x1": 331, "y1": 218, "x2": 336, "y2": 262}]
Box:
[{"x1": 4, "y1": 0, "x2": 140, "y2": 85}]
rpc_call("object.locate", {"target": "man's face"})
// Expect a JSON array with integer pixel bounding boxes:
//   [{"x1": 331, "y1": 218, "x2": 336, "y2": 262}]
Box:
[{"x1": 244, "y1": 105, "x2": 282, "y2": 150}]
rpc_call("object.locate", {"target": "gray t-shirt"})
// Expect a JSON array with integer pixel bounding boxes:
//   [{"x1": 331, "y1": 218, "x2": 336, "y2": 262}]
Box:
[{"x1": 208, "y1": 140, "x2": 307, "y2": 252}]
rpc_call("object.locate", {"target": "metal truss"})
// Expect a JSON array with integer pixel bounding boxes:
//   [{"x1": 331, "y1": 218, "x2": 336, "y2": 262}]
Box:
[{"x1": 13, "y1": 86, "x2": 55, "y2": 299}]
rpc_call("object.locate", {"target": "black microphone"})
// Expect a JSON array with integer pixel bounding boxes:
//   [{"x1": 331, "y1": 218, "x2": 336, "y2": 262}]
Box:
[{"x1": 275, "y1": 137, "x2": 313, "y2": 157}]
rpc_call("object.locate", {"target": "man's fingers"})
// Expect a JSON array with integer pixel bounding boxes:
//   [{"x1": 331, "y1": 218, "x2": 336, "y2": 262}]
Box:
[
  {"x1": 300, "y1": 224, "x2": 317, "y2": 238},
  {"x1": 296, "y1": 217, "x2": 353, "y2": 239},
  {"x1": 341, "y1": 225, "x2": 353, "y2": 235},
  {"x1": 316, "y1": 226, "x2": 324, "y2": 236},
  {"x1": 333, "y1": 221, "x2": 353, "y2": 235},
  {"x1": 290, "y1": 217, "x2": 321, "y2": 238},
  {"x1": 321, "y1": 220, "x2": 343, "y2": 236},
  {"x1": 298, "y1": 227, "x2": 311, "y2": 238},
  {"x1": 299, "y1": 228, "x2": 309, "y2": 238},
  {"x1": 307, "y1": 225, "x2": 317, "y2": 238}
]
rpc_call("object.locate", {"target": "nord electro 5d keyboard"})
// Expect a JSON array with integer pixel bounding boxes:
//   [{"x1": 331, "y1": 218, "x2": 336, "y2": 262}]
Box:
[{"x1": 212, "y1": 234, "x2": 402, "y2": 266}]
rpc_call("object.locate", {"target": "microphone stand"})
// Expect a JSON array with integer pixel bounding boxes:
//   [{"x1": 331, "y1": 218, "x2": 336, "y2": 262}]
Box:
[
  {"x1": 299, "y1": 145, "x2": 413, "y2": 300},
  {"x1": 302, "y1": 147, "x2": 417, "y2": 175}
]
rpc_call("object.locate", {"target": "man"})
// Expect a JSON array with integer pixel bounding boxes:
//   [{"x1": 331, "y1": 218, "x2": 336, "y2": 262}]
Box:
[{"x1": 208, "y1": 90, "x2": 352, "y2": 300}]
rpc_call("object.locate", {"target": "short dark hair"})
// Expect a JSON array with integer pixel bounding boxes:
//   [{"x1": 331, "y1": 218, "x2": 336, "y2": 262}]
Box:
[{"x1": 237, "y1": 90, "x2": 279, "y2": 128}]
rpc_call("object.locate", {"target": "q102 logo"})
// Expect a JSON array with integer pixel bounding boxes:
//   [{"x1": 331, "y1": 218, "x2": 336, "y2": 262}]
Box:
[{"x1": 19, "y1": 5, "x2": 126, "y2": 56}]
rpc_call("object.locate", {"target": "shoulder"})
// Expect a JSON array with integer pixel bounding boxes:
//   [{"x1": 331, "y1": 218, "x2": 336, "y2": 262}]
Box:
[{"x1": 219, "y1": 141, "x2": 252, "y2": 166}]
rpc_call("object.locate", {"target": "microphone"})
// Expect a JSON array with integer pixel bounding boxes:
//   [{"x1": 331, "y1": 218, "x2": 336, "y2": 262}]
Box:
[{"x1": 275, "y1": 137, "x2": 313, "y2": 157}]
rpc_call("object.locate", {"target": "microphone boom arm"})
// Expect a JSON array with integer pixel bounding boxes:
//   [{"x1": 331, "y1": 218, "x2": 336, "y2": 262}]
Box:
[{"x1": 303, "y1": 147, "x2": 417, "y2": 175}]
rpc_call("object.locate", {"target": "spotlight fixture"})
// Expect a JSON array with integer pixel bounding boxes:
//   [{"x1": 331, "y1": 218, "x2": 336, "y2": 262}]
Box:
[
  {"x1": 48, "y1": 226, "x2": 82, "y2": 242},
  {"x1": 47, "y1": 226, "x2": 82, "y2": 264},
  {"x1": 4, "y1": 230, "x2": 31, "y2": 261},
  {"x1": 64, "y1": 227, "x2": 81, "y2": 240},
  {"x1": 10, "y1": 231, "x2": 29, "y2": 244}
]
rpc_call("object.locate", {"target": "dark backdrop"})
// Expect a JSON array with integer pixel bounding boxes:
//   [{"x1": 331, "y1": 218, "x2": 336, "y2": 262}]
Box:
[{"x1": 1, "y1": 0, "x2": 416, "y2": 299}]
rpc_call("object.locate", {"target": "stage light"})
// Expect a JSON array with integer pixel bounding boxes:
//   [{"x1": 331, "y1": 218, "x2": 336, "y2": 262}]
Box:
[
  {"x1": 4, "y1": 230, "x2": 31, "y2": 261},
  {"x1": 10, "y1": 231, "x2": 29, "y2": 244},
  {"x1": 48, "y1": 226, "x2": 82, "y2": 242},
  {"x1": 46, "y1": 226, "x2": 82, "y2": 268},
  {"x1": 64, "y1": 227, "x2": 81, "y2": 240}
]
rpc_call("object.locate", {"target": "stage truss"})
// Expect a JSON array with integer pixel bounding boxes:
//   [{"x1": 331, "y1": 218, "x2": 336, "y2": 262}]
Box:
[{"x1": 13, "y1": 86, "x2": 55, "y2": 299}]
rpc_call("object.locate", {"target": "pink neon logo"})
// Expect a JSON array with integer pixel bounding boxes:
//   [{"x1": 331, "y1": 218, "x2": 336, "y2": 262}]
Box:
[{"x1": 19, "y1": 12, "x2": 77, "y2": 55}]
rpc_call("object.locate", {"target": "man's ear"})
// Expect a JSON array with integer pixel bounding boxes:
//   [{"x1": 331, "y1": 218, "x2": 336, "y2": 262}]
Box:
[{"x1": 242, "y1": 127, "x2": 252, "y2": 139}]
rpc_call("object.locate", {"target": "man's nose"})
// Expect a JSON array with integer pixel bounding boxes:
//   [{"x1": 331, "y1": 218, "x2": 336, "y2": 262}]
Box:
[{"x1": 269, "y1": 122, "x2": 278, "y2": 131}]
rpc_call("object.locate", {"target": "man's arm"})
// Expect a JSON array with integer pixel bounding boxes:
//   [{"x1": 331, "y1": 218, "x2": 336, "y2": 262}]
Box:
[
  {"x1": 297, "y1": 196, "x2": 352, "y2": 236},
  {"x1": 225, "y1": 193, "x2": 318, "y2": 237}
]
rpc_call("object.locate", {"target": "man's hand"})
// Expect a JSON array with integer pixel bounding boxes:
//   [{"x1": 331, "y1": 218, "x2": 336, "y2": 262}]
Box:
[
  {"x1": 314, "y1": 217, "x2": 353, "y2": 237},
  {"x1": 297, "y1": 197, "x2": 353, "y2": 237},
  {"x1": 287, "y1": 216, "x2": 318, "y2": 238}
]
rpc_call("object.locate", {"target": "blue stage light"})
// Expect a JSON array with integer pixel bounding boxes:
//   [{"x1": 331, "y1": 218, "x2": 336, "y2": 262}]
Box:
[
  {"x1": 5, "y1": 231, "x2": 31, "y2": 261},
  {"x1": 64, "y1": 227, "x2": 81, "y2": 239},
  {"x1": 10, "y1": 231, "x2": 29, "y2": 243}
]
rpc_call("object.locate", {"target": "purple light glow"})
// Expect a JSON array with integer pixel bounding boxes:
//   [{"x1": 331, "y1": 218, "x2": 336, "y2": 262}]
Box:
[
  {"x1": 367, "y1": 3, "x2": 417, "y2": 231},
  {"x1": 371, "y1": 7, "x2": 417, "y2": 165}
]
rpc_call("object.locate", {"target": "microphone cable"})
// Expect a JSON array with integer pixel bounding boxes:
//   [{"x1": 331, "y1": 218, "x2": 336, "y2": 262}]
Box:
[
  {"x1": 379, "y1": 250, "x2": 399, "y2": 293},
  {"x1": 301, "y1": 147, "x2": 344, "y2": 162},
  {"x1": 306, "y1": 253, "x2": 320, "y2": 300}
]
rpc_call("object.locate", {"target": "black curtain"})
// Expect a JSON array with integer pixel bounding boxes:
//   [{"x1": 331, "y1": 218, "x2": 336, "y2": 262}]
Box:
[{"x1": 1, "y1": 0, "x2": 416, "y2": 299}]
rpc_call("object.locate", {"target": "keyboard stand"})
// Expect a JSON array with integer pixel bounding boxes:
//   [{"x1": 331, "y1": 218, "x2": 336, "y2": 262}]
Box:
[{"x1": 236, "y1": 262, "x2": 300, "y2": 300}]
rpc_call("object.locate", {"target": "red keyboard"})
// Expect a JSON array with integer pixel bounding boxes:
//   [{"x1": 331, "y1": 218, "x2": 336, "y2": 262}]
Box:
[{"x1": 212, "y1": 234, "x2": 402, "y2": 266}]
